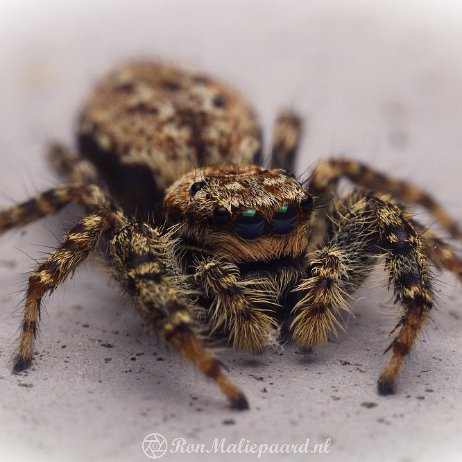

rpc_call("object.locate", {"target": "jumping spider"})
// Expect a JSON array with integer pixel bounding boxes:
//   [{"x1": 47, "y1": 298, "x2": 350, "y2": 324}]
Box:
[{"x1": 2, "y1": 61, "x2": 461, "y2": 410}]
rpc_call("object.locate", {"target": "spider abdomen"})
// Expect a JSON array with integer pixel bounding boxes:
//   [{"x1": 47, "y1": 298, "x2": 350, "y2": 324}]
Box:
[{"x1": 76, "y1": 62, "x2": 262, "y2": 220}]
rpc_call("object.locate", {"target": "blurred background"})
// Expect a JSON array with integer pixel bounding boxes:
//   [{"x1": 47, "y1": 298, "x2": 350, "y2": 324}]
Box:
[{"x1": 0, "y1": 1, "x2": 462, "y2": 461}]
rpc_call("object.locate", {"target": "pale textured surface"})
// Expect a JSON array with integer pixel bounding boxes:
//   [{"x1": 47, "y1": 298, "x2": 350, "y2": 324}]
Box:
[{"x1": 1, "y1": 1, "x2": 462, "y2": 461}]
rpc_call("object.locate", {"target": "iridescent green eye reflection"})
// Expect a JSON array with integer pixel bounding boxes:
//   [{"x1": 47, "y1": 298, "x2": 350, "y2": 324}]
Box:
[
  {"x1": 235, "y1": 209, "x2": 265, "y2": 239},
  {"x1": 271, "y1": 205, "x2": 298, "y2": 235},
  {"x1": 241, "y1": 208, "x2": 257, "y2": 218}
]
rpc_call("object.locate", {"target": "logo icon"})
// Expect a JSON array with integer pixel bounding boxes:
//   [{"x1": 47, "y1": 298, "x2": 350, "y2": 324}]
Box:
[{"x1": 142, "y1": 433, "x2": 168, "y2": 459}]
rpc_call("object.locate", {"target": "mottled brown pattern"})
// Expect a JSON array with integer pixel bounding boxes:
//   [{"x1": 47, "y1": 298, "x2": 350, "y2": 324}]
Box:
[
  {"x1": 165, "y1": 164, "x2": 307, "y2": 220},
  {"x1": 1, "y1": 61, "x2": 461, "y2": 410},
  {"x1": 78, "y1": 61, "x2": 262, "y2": 197}
]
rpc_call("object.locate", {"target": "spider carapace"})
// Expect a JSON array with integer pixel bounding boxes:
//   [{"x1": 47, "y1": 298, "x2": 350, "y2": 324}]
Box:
[{"x1": 1, "y1": 61, "x2": 462, "y2": 410}]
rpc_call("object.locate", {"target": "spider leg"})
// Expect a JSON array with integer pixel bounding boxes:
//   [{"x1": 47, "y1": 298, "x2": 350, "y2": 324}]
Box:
[
  {"x1": 371, "y1": 196, "x2": 433, "y2": 395},
  {"x1": 110, "y1": 224, "x2": 249, "y2": 410},
  {"x1": 0, "y1": 184, "x2": 122, "y2": 371},
  {"x1": 47, "y1": 143, "x2": 100, "y2": 184},
  {"x1": 13, "y1": 209, "x2": 119, "y2": 372},
  {"x1": 270, "y1": 111, "x2": 303, "y2": 173},
  {"x1": 194, "y1": 257, "x2": 277, "y2": 351},
  {"x1": 293, "y1": 192, "x2": 434, "y2": 395},
  {"x1": 290, "y1": 245, "x2": 360, "y2": 349},
  {"x1": 411, "y1": 219, "x2": 462, "y2": 283},
  {"x1": 0, "y1": 183, "x2": 114, "y2": 234},
  {"x1": 309, "y1": 157, "x2": 462, "y2": 239}
]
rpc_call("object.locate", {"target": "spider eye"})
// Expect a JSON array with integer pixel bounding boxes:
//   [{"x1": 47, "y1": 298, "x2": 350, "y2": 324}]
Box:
[
  {"x1": 212, "y1": 206, "x2": 231, "y2": 224},
  {"x1": 271, "y1": 205, "x2": 299, "y2": 234},
  {"x1": 300, "y1": 194, "x2": 314, "y2": 212},
  {"x1": 235, "y1": 208, "x2": 266, "y2": 239},
  {"x1": 190, "y1": 181, "x2": 206, "y2": 197}
]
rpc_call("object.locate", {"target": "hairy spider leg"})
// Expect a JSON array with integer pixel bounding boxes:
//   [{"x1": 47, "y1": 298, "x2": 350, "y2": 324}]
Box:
[
  {"x1": 410, "y1": 219, "x2": 462, "y2": 284},
  {"x1": 309, "y1": 157, "x2": 462, "y2": 239},
  {"x1": 13, "y1": 210, "x2": 118, "y2": 371},
  {"x1": 47, "y1": 143, "x2": 100, "y2": 184},
  {"x1": 292, "y1": 192, "x2": 433, "y2": 395},
  {"x1": 110, "y1": 223, "x2": 249, "y2": 409},
  {"x1": 194, "y1": 257, "x2": 277, "y2": 351},
  {"x1": 0, "y1": 183, "x2": 121, "y2": 371},
  {"x1": 373, "y1": 196, "x2": 433, "y2": 394},
  {"x1": 308, "y1": 157, "x2": 462, "y2": 282},
  {"x1": 270, "y1": 111, "x2": 303, "y2": 174},
  {"x1": 0, "y1": 184, "x2": 248, "y2": 409},
  {"x1": 0, "y1": 183, "x2": 114, "y2": 233},
  {"x1": 290, "y1": 193, "x2": 375, "y2": 348}
]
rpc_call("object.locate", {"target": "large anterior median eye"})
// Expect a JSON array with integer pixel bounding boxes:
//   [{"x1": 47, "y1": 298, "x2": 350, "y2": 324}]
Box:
[
  {"x1": 212, "y1": 206, "x2": 231, "y2": 224},
  {"x1": 235, "y1": 208, "x2": 266, "y2": 239},
  {"x1": 271, "y1": 205, "x2": 299, "y2": 234}
]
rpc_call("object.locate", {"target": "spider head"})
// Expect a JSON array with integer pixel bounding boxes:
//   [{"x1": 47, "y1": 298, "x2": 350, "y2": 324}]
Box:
[{"x1": 164, "y1": 165, "x2": 313, "y2": 262}]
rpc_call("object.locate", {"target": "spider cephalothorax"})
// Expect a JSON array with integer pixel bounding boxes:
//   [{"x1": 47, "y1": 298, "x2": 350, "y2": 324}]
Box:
[
  {"x1": 165, "y1": 164, "x2": 314, "y2": 262},
  {"x1": 1, "y1": 61, "x2": 462, "y2": 411}
]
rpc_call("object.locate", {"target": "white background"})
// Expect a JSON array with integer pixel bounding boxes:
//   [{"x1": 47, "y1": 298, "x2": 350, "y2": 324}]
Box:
[{"x1": 0, "y1": 1, "x2": 462, "y2": 461}]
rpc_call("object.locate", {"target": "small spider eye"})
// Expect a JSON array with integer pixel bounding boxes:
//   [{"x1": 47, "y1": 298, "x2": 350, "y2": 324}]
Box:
[
  {"x1": 235, "y1": 208, "x2": 266, "y2": 240},
  {"x1": 271, "y1": 205, "x2": 299, "y2": 234},
  {"x1": 212, "y1": 206, "x2": 231, "y2": 224},
  {"x1": 190, "y1": 181, "x2": 206, "y2": 197},
  {"x1": 300, "y1": 194, "x2": 314, "y2": 212}
]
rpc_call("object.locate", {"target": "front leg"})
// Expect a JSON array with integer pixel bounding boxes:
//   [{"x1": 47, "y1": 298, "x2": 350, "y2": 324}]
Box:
[
  {"x1": 194, "y1": 257, "x2": 278, "y2": 351},
  {"x1": 110, "y1": 224, "x2": 249, "y2": 410},
  {"x1": 372, "y1": 196, "x2": 433, "y2": 395},
  {"x1": 292, "y1": 192, "x2": 434, "y2": 395},
  {"x1": 13, "y1": 209, "x2": 120, "y2": 372},
  {"x1": 290, "y1": 245, "x2": 360, "y2": 349}
]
